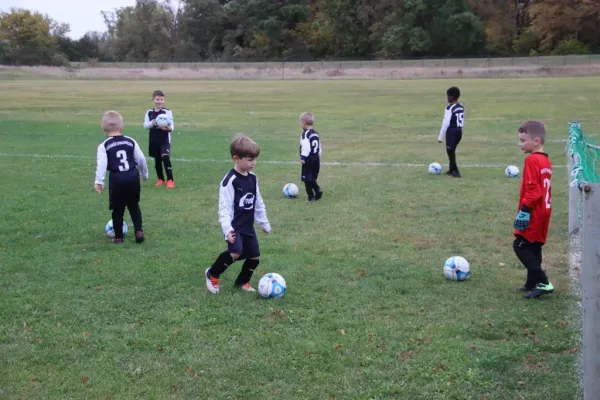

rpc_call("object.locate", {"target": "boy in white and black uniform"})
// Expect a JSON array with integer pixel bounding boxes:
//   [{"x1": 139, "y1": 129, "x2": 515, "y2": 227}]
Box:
[
  {"x1": 437, "y1": 87, "x2": 464, "y2": 178},
  {"x1": 94, "y1": 110, "x2": 149, "y2": 244},
  {"x1": 143, "y1": 89, "x2": 175, "y2": 188},
  {"x1": 205, "y1": 135, "x2": 271, "y2": 294},
  {"x1": 299, "y1": 112, "x2": 323, "y2": 202}
]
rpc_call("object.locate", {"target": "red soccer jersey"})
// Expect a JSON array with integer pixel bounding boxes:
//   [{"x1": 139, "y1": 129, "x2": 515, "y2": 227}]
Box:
[{"x1": 514, "y1": 152, "x2": 552, "y2": 243}]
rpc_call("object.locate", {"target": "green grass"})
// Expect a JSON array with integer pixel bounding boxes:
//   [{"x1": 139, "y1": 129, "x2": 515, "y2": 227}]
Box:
[{"x1": 2, "y1": 77, "x2": 597, "y2": 399}]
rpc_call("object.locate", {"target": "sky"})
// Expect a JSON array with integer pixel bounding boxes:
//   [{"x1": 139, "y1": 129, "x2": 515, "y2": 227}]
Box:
[{"x1": 1, "y1": 0, "x2": 136, "y2": 39}]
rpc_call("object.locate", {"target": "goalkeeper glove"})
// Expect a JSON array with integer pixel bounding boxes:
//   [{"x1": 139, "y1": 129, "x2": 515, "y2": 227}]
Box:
[{"x1": 513, "y1": 208, "x2": 531, "y2": 231}]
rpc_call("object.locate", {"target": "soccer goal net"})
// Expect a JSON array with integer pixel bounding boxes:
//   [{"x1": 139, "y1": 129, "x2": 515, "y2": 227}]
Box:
[{"x1": 566, "y1": 121, "x2": 600, "y2": 399}]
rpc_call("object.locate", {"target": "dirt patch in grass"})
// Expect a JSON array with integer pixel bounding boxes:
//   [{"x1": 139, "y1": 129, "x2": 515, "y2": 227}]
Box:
[{"x1": 2, "y1": 64, "x2": 600, "y2": 80}]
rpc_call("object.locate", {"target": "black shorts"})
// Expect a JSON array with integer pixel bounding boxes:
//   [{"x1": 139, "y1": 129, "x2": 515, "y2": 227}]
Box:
[
  {"x1": 445, "y1": 128, "x2": 462, "y2": 151},
  {"x1": 226, "y1": 232, "x2": 260, "y2": 260},
  {"x1": 149, "y1": 140, "x2": 171, "y2": 159},
  {"x1": 109, "y1": 175, "x2": 141, "y2": 210},
  {"x1": 301, "y1": 157, "x2": 320, "y2": 182}
]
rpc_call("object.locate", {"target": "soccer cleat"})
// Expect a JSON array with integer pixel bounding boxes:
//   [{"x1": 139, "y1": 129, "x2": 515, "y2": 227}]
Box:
[
  {"x1": 236, "y1": 283, "x2": 256, "y2": 292},
  {"x1": 166, "y1": 180, "x2": 175, "y2": 189},
  {"x1": 306, "y1": 197, "x2": 317, "y2": 203},
  {"x1": 155, "y1": 179, "x2": 165, "y2": 186},
  {"x1": 111, "y1": 238, "x2": 124, "y2": 245},
  {"x1": 205, "y1": 268, "x2": 219, "y2": 294},
  {"x1": 315, "y1": 190, "x2": 323, "y2": 200},
  {"x1": 523, "y1": 282, "x2": 554, "y2": 299},
  {"x1": 446, "y1": 170, "x2": 454, "y2": 176},
  {"x1": 452, "y1": 170, "x2": 461, "y2": 178},
  {"x1": 135, "y1": 230, "x2": 145, "y2": 243}
]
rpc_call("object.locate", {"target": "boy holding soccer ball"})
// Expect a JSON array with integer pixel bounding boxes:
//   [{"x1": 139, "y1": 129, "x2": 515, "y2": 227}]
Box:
[
  {"x1": 143, "y1": 90, "x2": 175, "y2": 188},
  {"x1": 205, "y1": 135, "x2": 272, "y2": 294},
  {"x1": 437, "y1": 87, "x2": 464, "y2": 178},
  {"x1": 94, "y1": 111, "x2": 148, "y2": 244},
  {"x1": 299, "y1": 112, "x2": 323, "y2": 202},
  {"x1": 512, "y1": 121, "x2": 554, "y2": 298}
]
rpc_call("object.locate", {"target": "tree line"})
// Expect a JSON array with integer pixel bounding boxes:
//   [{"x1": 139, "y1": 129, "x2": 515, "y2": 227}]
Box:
[{"x1": 1, "y1": 0, "x2": 599, "y2": 66}]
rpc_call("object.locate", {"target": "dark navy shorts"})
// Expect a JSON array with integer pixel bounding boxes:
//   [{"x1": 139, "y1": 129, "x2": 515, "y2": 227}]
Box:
[
  {"x1": 301, "y1": 157, "x2": 320, "y2": 182},
  {"x1": 445, "y1": 129, "x2": 462, "y2": 151},
  {"x1": 226, "y1": 233, "x2": 260, "y2": 260},
  {"x1": 109, "y1": 174, "x2": 140, "y2": 210},
  {"x1": 149, "y1": 140, "x2": 171, "y2": 159}
]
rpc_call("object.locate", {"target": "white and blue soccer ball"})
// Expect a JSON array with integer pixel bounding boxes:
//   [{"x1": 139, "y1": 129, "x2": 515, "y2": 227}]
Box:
[
  {"x1": 428, "y1": 162, "x2": 442, "y2": 175},
  {"x1": 443, "y1": 256, "x2": 471, "y2": 281},
  {"x1": 505, "y1": 165, "x2": 520, "y2": 178},
  {"x1": 282, "y1": 183, "x2": 299, "y2": 198},
  {"x1": 105, "y1": 219, "x2": 128, "y2": 238},
  {"x1": 156, "y1": 114, "x2": 172, "y2": 128},
  {"x1": 258, "y1": 273, "x2": 287, "y2": 298}
]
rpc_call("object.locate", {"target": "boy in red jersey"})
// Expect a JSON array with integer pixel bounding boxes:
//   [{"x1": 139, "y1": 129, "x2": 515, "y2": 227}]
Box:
[{"x1": 513, "y1": 121, "x2": 554, "y2": 299}]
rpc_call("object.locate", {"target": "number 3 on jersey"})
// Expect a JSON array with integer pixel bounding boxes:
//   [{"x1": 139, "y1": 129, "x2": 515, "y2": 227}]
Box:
[
  {"x1": 455, "y1": 113, "x2": 464, "y2": 128},
  {"x1": 543, "y1": 178, "x2": 551, "y2": 209},
  {"x1": 116, "y1": 150, "x2": 130, "y2": 172}
]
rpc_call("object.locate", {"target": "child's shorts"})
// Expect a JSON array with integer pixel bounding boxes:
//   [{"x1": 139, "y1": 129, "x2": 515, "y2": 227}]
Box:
[
  {"x1": 226, "y1": 232, "x2": 260, "y2": 260},
  {"x1": 301, "y1": 157, "x2": 320, "y2": 182},
  {"x1": 149, "y1": 140, "x2": 171, "y2": 159}
]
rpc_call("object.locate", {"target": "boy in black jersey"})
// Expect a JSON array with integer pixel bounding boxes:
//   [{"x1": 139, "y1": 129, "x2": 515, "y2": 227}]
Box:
[
  {"x1": 299, "y1": 112, "x2": 323, "y2": 202},
  {"x1": 95, "y1": 110, "x2": 149, "y2": 244},
  {"x1": 143, "y1": 90, "x2": 175, "y2": 188},
  {"x1": 437, "y1": 87, "x2": 465, "y2": 178},
  {"x1": 205, "y1": 135, "x2": 272, "y2": 294}
]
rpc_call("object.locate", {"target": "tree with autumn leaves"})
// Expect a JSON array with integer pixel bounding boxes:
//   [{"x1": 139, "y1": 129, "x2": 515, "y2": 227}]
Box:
[{"x1": 1, "y1": 0, "x2": 599, "y2": 65}]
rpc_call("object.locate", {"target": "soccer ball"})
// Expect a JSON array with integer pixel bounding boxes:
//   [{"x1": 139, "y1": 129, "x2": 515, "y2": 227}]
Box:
[
  {"x1": 282, "y1": 183, "x2": 299, "y2": 198},
  {"x1": 258, "y1": 273, "x2": 287, "y2": 298},
  {"x1": 105, "y1": 219, "x2": 128, "y2": 238},
  {"x1": 443, "y1": 256, "x2": 471, "y2": 281},
  {"x1": 428, "y1": 162, "x2": 442, "y2": 175},
  {"x1": 156, "y1": 114, "x2": 172, "y2": 128},
  {"x1": 505, "y1": 165, "x2": 520, "y2": 178}
]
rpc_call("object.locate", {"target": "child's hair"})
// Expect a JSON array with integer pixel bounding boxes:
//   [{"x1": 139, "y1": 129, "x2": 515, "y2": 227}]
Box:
[
  {"x1": 152, "y1": 89, "x2": 165, "y2": 98},
  {"x1": 447, "y1": 87, "x2": 460, "y2": 100},
  {"x1": 518, "y1": 120, "x2": 546, "y2": 144},
  {"x1": 300, "y1": 112, "x2": 315, "y2": 126},
  {"x1": 101, "y1": 110, "x2": 124, "y2": 132},
  {"x1": 230, "y1": 135, "x2": 260, "y2": 159}
]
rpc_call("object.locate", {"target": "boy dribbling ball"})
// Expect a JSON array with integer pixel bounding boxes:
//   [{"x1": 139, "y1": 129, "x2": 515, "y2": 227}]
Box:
[
  {"x1": 94, "y1": 111, "x2": 149, "y2": 244},
  {"x1": 204, "y1": 135, "x2": 272, "y2": 294}
]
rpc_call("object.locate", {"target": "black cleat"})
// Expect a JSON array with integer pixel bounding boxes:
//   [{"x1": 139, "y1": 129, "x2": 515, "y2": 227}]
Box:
[
  {"x1": 452, "y1": 170, "x2": 461, "y2": 178},
  {"x1": 112, "y1": 238, "x2": 124, "y2": 245},
  {"x1": 315, "y1": 190, "x2": 323, "y2": 200},
  {"x1": 135, "y1": 230, "x2": 145, "y2": 243},
  {"x1": 446, "y1": 170, "x2": 454, "y2": 176},
  {"x1": 306, "y1": 197, "x2": 317, "y2": 203},
  {"x1": 523, "y1": 283, "x2": 554, "y2": 299}
]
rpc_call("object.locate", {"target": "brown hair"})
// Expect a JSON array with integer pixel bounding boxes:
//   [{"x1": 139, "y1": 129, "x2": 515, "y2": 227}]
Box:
[
  {"x1": 152, "y1": 90, "x2": 165, "y2": 98},
  {"x1": 230, "y1": 135, "x2": 260, "y2": 159},
  {"x1": 518, "y1": 120, "x2": 546, "y2": 144},
  {"x1": 101, "y1": 110, "x2": 124, "y2": 132}
]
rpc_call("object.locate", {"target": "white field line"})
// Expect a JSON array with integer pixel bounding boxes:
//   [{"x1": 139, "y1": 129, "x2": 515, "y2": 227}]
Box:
[{"x1": 0, "y1": 152, "x2": 567, "y2": 168}]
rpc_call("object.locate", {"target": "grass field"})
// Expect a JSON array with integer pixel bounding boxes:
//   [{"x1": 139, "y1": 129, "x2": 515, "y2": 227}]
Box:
[{"x1": 1, "y1": 76, "x2": 598, "y2": 399}]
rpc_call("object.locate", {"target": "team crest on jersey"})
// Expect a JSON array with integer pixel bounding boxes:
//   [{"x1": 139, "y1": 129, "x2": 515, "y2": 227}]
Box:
[{"x1": 239, "y1": 193, "x2": 255, "y2": 210}]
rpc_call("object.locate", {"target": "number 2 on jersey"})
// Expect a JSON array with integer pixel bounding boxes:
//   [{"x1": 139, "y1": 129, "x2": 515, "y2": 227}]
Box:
[
  {"x1": 116, "y1": 150, "x2": 130, "y2": 172},
  {"x1": 543, "y1": 178, "x2": 551, "y2": 209},
  {"x1": 311, "y1": 140, "x2": 319, "y2": 155}
]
